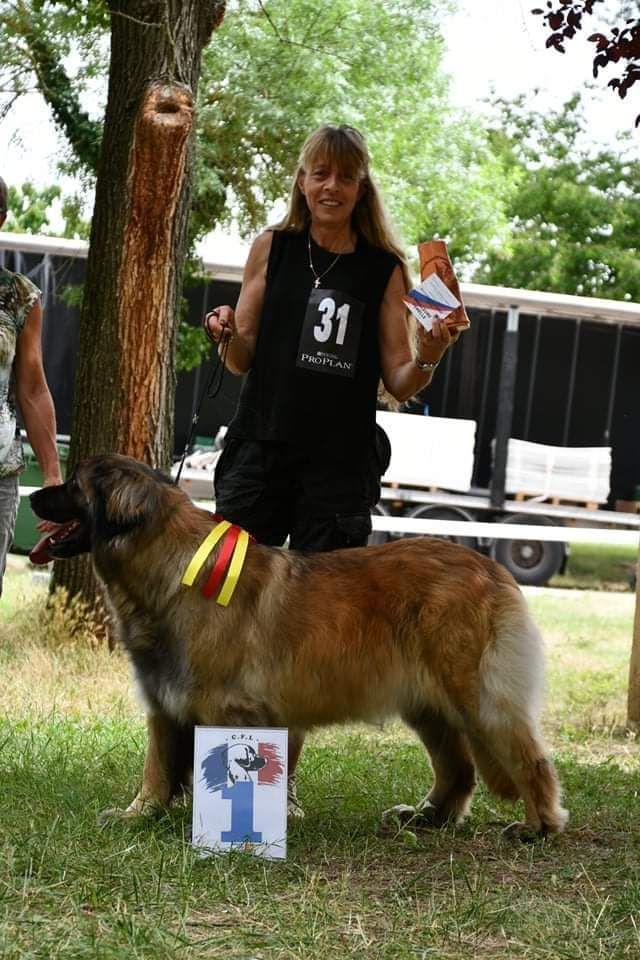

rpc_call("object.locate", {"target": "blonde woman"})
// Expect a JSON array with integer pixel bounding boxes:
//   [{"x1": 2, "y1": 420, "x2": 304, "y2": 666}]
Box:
[{"x1": 202, "y1": 125, "x2": 457, "y2": 815}]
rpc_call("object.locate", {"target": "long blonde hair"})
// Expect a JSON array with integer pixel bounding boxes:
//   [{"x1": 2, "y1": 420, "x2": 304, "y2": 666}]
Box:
[{"x1": 275, "y1": 124, "x2": 411, "y2": 292}]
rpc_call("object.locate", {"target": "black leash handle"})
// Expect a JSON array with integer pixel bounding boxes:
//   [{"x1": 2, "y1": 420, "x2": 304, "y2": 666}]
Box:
[{"x1": 174, "y1": 333, "x2": 231, "y2": 486}]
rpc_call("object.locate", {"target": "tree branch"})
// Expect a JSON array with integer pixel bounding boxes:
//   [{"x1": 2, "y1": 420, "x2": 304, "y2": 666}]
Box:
[{"x1": 23, "y1": 29, "x2": 102, "y2": 173}]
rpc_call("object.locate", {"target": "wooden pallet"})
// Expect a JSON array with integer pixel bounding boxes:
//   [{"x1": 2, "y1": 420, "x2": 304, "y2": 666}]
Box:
[
  {"x1": 512, "y1": 491, "x2": 600, "y2": 510},
  {"x1": 615, "y1": 500, "x2": 640, "y2": 514}
]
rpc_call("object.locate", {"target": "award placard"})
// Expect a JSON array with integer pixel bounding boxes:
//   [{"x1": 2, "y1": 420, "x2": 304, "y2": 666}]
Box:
[{"x1": 192, "y1": 727, "x2": 288, "y2": 859}]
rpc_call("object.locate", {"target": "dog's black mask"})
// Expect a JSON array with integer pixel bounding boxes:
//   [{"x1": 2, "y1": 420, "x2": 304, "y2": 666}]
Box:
[
  {"x1": 30, "y1": 455, "x2": 172, "y2": 560},
  {"x1": 30, "y1": 475, "x2": 93, "y2": 559}
]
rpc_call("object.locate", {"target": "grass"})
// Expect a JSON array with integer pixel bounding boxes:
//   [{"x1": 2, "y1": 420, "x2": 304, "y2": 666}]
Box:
[
  {"x1": 1, "y1": 562, "x2": 639, "y2": 958},
  {"x1": 550, "y1": 543, "x2": 637, "y2": 592}
]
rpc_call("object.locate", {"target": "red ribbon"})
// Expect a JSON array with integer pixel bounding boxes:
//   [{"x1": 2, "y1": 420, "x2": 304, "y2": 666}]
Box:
[{"x1": 201, "y1": 524, "x2": 241, "y2": 599}]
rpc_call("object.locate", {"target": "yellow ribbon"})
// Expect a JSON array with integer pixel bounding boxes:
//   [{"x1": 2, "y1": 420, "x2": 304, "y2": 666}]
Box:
[
  {"x1": 217, "y1": 529, "x2": 250, "y2": 607},
  {"x1": 181, "y1": 520, "x2": 231, "y2": 587}
]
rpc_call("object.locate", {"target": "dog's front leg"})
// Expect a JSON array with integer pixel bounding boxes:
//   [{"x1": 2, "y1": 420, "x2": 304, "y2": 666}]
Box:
[{"x1": 101, "y1": 713, "x2": 193, "y2": 821}]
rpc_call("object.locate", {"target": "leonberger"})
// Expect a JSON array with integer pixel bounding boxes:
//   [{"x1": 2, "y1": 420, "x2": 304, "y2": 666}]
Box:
[{"x1": 31, "y1": 454, "x2": 568, "y2": 837}]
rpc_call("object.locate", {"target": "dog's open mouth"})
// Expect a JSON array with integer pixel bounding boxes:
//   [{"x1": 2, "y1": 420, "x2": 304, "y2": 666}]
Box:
[{"x1": 30, "y1": 520, "x2": 86, "y2": 565}]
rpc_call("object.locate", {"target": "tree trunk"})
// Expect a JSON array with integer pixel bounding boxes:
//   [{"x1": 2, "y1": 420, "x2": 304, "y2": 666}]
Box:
[{"x1": 53, "y1": 0, "x2": 225, "y2": 611}]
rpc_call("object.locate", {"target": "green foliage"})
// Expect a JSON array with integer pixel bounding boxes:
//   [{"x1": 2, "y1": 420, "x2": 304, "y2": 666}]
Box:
[
  {"x1": 0, "y1": 1, "x2": 106, "y2": 172},
  {"x1": 194, "y1": 0, "x2": 511, "y2": 267},
  {"x1": 475, "y1": 94, "x2": 640, "y2": 300},
  {"x1": 6, "y1": 182, "x2": 61, "y2": 234},
  {"x1": 59, "y1": 194, "x2": 91, "y2": 240},
  {"x1": 1, "y1": 0, "x2": 510, "y2": 271},
  {"x1": 6, "y1": 182, "x2": 91, "y2": 238},
  {"x1": 176, "y1": 320, "x2": 211, "y2": 373},
  {"x1": 58, "y1": 283, "x2": 85, "y2": 309},
  {"x1": 1, "y1": 1, "x2": 517, "y2": 375}
]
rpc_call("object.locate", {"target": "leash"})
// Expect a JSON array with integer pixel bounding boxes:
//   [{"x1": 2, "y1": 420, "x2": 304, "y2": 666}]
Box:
[{"x1": 174, "y1": 331, "x2": 231, "y2": 487}]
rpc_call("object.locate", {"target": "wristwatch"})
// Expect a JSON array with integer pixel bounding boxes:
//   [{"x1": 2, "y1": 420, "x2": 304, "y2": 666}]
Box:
[{"x1": 415, "y1": 357, "x2": 440, "y2": 371}]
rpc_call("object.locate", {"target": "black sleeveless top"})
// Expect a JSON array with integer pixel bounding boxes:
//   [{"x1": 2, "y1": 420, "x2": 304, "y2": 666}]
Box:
[{"x1": 228, "y1": 229, "x2": 399, "y2": 470}]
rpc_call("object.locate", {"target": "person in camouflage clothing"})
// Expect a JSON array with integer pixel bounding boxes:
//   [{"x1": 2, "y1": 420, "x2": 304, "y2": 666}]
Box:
[{"x1": 0, "y1": 176, "x2": 61, "y2": 595}]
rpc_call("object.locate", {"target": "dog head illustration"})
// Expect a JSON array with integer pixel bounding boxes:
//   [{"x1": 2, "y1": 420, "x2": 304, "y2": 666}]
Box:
[
  {"x1": 201, "y1": 741, "x2": 267, "y2": 794},
  {"x1": 227, "y1": 743, "x2": 267, "y2": 784}
]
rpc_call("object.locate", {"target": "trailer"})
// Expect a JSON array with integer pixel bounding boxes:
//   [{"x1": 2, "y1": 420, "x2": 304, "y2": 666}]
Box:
[{"x1": 367, "y1": 285, "x2": 640, "y2": 584}]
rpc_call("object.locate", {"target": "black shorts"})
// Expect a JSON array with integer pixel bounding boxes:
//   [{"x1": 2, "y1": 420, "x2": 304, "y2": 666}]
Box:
[{"x1": 214, "y1": 438, "x2": 377, "y2": 553}]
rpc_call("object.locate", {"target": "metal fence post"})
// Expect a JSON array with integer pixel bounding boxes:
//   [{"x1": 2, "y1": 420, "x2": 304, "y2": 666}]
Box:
[{"x1": 490, "y1": 305, "x2": 519, "y2": 509}]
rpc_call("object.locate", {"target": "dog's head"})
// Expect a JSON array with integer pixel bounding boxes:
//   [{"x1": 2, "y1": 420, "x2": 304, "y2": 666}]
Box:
[{"x1": 30, "y1": 454, "x2": 175, "y2": 561}]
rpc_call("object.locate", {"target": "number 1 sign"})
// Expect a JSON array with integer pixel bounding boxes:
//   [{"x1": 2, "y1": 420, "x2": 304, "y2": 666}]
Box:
[{"x1": 192, "y1": 727, "x2": 288, "y2": 859}]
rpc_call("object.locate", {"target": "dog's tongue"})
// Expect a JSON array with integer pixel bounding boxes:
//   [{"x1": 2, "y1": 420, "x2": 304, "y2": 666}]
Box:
[
  {"x1": 29, "y1": 533, "x2": 55, "y2": 565},
  {"x1": 29, "y1": 521, "x2": 77, "y2": 565}
]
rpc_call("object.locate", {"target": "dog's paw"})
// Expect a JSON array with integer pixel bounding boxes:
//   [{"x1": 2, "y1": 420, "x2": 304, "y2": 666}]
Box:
[
  {"x1": 379, "y1": 800, "x2": 441, "y2": 835},
  {"x1": 379, "y1": 798, "x2": 459, "y2": 835},
  {"x1": 287, "y1": 777, "x2": 305, "y2": 821},
  {"x1": 98, "y1": 797, "x2": 160, "y2": 825},
  {"x1": 378, "y1": 804, "x2": 416, "y2": 836},
  {"x1": 98, "y1": 806, "x2": 135, "y2": 825},
  {"x1": 501, "y1": 820, "x2": 541, "y2": 843}
]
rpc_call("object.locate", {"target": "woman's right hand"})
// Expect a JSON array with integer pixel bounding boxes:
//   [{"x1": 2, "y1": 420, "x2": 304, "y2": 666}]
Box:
[{"x1": 203, "y1": 305, "x2": 236, "y2": 345}]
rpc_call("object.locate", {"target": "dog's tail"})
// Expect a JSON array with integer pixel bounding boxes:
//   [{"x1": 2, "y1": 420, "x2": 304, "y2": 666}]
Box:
[{"x1": 472, "y1": 584, "x2": 568, "y2": 833}]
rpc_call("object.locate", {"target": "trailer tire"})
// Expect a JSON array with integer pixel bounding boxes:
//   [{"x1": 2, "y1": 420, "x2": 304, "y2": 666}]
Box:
[
  {"x1": 492, "y1": 514, "x2": 565, "y2": 586},
  {"x1": 403, "y1": 505, "x2": 479, "y2": 551},
  {"x1": 368, "y1": 504, "x2": 390, "y2": 546}
]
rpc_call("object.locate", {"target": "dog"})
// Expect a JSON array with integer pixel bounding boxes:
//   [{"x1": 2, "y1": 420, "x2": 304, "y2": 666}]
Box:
[{"x1": 30, "y1": 454, "x2": 568, "y2": 837}]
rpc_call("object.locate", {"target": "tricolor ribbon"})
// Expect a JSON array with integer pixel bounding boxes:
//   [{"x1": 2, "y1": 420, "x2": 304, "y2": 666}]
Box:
[{"x1": 182, "y1": 519, "x2": 252, "y2": 606}]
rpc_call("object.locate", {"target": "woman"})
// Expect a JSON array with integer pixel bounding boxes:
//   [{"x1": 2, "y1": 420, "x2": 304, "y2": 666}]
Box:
[{"x1": 203, "y1": 124, "x2": 458, "y2": 814}]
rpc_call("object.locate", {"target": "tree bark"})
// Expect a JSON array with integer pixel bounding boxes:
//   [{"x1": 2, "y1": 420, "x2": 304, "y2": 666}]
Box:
[{"x1": 53, "y1": 0, "x2": 225, "y2": 610}]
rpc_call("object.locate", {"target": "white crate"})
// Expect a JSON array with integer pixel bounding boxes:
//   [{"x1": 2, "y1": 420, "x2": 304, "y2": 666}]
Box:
[{"x1": 377, "y1": 411, "x2": 476, "y2": 492}]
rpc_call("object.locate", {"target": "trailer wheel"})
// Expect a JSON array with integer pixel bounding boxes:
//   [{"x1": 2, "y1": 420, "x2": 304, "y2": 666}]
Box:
[
  {"x1": 404, "y1": 505, "x2": 479, "y2": 550},
  {"x1": 368, "y1": 504, "x2": 390, "y2": 546},
  {"x1": 492, "y1": 514, "x2": 565, "y2": 586}
]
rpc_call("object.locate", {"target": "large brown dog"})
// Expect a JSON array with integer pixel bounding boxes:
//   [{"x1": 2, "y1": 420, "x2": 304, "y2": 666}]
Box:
[{"x1": 31, "y1": 454, "x2": 568, "y2": 836}]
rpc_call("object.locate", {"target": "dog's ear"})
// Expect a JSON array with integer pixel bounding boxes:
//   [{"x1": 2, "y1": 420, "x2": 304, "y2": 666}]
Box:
[
  {"x1": 104, "y1": 475, "x2": 159, "y2": 529},
  {"x1": 88, "y1": 461, "x2": 162, "y2": 537}
]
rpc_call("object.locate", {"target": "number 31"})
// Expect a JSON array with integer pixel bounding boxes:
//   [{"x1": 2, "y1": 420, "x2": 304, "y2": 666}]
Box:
[{"x1": 314, "y1": 297, "x2": 350, "y2": 345}]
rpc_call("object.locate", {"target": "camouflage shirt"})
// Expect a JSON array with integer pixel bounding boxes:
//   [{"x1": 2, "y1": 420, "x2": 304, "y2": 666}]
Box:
[{"x1": 0, "y1": 266, "x2": 41, "y2": 477}]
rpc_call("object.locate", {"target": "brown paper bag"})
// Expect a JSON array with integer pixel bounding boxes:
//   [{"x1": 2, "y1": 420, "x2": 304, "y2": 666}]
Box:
[{"x1": 417, "y1": 240, "x2": 470, "y2": 332}]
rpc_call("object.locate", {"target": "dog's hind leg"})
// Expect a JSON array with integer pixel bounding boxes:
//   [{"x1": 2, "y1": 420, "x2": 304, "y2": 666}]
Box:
[
  {"x1": 382, "y1": 709, "x2": 476, "y2": 830},
  {"x1": 466, "y1": 735, "x2": 519, "y2": 802},
  {"x1": 472, "y1": 718, "x2": 567, "y2": 836}
]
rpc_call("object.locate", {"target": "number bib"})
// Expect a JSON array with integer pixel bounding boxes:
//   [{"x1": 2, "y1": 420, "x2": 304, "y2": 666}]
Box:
[{"x1": 296, "y1": 288, "x2": 364, "y2": 378}]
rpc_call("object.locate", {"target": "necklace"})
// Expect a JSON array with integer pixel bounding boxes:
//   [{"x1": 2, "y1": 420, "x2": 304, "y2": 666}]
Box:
[{"x1": 307, "y1": 232, "x2": 343, "y2": 289}]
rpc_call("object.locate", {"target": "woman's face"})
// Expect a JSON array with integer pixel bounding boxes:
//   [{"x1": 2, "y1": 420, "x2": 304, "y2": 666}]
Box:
[{"x1": 297, "y1": 160, "x2": 364, "y2": 233}]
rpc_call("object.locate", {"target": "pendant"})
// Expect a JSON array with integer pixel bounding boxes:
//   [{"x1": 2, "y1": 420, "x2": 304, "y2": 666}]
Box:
[{"x1": 314, "y1": 278, "x2": 320, "y2": 288}]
